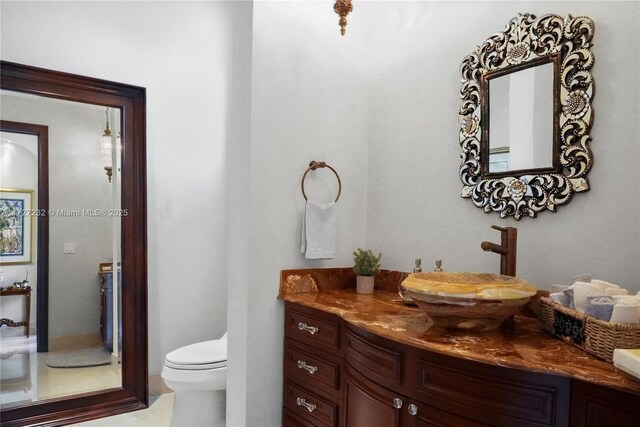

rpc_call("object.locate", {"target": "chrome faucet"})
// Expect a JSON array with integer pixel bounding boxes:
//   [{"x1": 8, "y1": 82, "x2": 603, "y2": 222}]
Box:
[{"x1": 481, "y1": 225, "x2": 517, "y2": 276}]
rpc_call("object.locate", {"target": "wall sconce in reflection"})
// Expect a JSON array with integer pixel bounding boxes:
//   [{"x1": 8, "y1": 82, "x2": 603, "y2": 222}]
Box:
[
  {"x1": 100, "y1": 108, "x2": 120, "y2": 183},
  {"x1": 334, "y1": 0, "x2": 353, "y2": 36}
]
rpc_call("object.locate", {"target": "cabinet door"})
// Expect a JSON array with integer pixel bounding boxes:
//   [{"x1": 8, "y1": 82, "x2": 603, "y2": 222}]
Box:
[
  {"x1": 345, "y1": 368, "x2": 483, "y2": 427},
  {"x1": 344, "y1": 369, "x2": 403, "y2": 427},
  {"x1": 570, "y1": 380, "x2": 640, "y2": 427},
  {"x1": 414, "y1": 355, "x2": 570, "y2": 426}
]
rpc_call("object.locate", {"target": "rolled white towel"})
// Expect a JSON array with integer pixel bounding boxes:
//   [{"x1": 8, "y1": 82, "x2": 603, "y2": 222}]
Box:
[
  {"x1": 605, "y1": 288, "x2": 629, "y2": 297},
  {"x1": 572, "y1": 281, "x2": 603, "y2": 313},
  {"x1": 610, "y1": 300, "x2": 640, "y2": 324},
  {"x1": 585, "y1": 296, "x2": 615, "y2": 321}
]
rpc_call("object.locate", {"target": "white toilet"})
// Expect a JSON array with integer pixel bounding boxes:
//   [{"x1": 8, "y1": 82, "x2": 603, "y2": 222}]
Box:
[{"x1": 161, "y1": 332, "x2": 227, "y2": 427}]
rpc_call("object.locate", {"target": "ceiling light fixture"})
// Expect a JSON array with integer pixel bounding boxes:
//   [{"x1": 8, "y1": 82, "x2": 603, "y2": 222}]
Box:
[
  {"x1": 100, "y1": 108, "x2": 120, "y2": 183},
  {"x1": 334, "y1": 0, "x2": 353, "y2": 36}
]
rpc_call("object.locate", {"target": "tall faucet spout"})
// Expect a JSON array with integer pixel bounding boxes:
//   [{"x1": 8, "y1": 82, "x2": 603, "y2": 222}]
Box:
[
  {"x1": 481, "y1": 241, "x2": 507, "y2": 255},
  {"x1": 481, "y1": 225, "x2": 518, "y2": 276}
]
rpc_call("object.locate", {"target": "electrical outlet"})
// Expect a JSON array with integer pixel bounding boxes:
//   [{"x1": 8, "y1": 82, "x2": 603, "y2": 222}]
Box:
[{"x1": 63, "y1": 242, "x2": 75, "y2": 254}]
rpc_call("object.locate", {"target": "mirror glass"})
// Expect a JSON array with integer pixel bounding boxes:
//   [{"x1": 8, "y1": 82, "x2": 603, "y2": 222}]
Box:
[
  {"x1": 0, "y1": 90, "x2": 122, "y2": 408},
  {"x1": 488, "y1": 62, "x2": 554, "y2": 173}
]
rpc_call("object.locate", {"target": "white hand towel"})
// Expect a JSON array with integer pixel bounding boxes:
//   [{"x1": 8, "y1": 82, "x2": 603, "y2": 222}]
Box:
[
  {"x1": 301, "y1": 201, "x2": 336, "y2": 259},
  {"x1": 610, "y1": 300, "x2": 640, "y2": 324},
  {"x1": 571, "y1": 281, "x2": 602, "y2": 313}
]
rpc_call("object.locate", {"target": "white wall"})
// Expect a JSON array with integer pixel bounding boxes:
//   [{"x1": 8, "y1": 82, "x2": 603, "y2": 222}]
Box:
[
  {"x1": 227, "y1": 2, "x2": 372, "y2": 425},
  {"x1": 363, "y1": 1, "x2": 640, "y2": 293},
  {"x1": 1, "y1": 93, "x2": 114, "y2": 338},
  {"x1": 237, "y1": 2, "x2": 640, "y2": 426},
  {"x1": 224, "y1": 2, "x2": 254, "y2": 425},
  {"x1": 1, "y1": 1, "x2": 253, "y2": 374}
]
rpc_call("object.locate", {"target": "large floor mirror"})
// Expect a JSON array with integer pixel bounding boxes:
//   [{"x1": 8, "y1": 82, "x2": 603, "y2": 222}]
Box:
[{"x1": 0, "y1": 61, "x2": 147, "y2": 426}]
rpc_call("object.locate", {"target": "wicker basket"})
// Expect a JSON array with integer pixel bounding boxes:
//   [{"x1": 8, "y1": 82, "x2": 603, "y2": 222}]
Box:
[{"x1": 538, "y1": 297, "x2": 640, "y2": 362}]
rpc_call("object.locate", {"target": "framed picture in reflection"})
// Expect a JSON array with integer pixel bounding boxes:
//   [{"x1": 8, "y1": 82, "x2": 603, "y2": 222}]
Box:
[{"x1": 0, "y1": 189, "x2": 34, "y2": 265}]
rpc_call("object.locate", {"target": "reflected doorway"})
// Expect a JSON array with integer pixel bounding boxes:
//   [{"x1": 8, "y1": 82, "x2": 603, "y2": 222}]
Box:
[{"x1": 0, "y1": 92, "x2": 123, "y2": 409}]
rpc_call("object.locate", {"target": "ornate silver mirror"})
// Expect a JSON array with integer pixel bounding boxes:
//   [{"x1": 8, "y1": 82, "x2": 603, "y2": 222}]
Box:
[{"x1": 459, "y1": 13, "x2": 595, "y2": 219}]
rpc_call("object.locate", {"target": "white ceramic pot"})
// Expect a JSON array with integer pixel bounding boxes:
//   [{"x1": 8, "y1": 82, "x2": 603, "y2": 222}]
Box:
[{"x1": 357, "y1": 276, "x2": 375, "y2": 294}]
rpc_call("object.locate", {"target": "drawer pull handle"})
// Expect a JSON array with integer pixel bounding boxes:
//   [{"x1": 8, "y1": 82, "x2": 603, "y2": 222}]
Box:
[
  {"x1": 393, "y1": 398, "x2": 403, "y2": 409},
  {"x1": 297, "y1": 322, "x2": 319, "y2": 335},
  {"x1": 408, "y1": 403, "x2": 418, "y2": 416},
  {"x1": 296, "y1": 397, "x2": 317, "y2": 413},
  {"x1": 297, "y1": 360, "x2": 319, "y2": 374}
]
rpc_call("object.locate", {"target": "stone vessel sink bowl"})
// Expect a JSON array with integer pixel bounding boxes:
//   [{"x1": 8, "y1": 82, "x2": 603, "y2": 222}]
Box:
[{"x1": 400, "y1": 272, "x2": 537, "y2": 331}]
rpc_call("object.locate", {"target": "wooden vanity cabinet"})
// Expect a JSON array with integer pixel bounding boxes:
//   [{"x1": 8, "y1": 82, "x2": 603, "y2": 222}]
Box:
[{"x1": 283, "y1": 302, "x2": 639, "y2": 427}]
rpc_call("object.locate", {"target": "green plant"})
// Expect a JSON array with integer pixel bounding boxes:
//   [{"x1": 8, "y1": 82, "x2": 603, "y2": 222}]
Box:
[{"x1": 352, "y1": 248, "x2": 382, "y2": 277}]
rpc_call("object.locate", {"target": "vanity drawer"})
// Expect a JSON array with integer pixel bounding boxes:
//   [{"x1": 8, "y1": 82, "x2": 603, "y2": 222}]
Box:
[
  {"x1": 283, "y1": 408, "x2": 321, "y2": 427},
  {"x1": 285, "y1": 305, "x2": 341, "y2": 352},
  {"x1": 345, "y1": 330, "x2": 402, "y2": 387},
  {"x1": 284, "y1": 382, "x2": 338, "y2": 427},
  {"x1": 414, "y1": 357, "x2": 570, "y2": 427},
  {"x1": 285, "y1": 339, "x2": 342, "y2": 392}
]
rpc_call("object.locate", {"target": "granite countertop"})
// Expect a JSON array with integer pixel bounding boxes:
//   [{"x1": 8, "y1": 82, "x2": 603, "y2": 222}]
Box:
[{"x1": 279, "y1": 268, "x2": 640, "y2": 395}]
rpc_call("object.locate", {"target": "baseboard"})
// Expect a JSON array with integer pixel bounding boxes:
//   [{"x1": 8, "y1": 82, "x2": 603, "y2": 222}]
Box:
[
  {"x1": 49, "y1": 332, "x2": 102, "y2": 351},
  {"x1": 149, "y1": 374, "x2": 173, "y2": 396}
]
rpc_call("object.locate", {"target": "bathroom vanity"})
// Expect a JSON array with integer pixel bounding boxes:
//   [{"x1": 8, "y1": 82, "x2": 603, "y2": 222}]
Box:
[{"x1": 279, "y1": 269, "x2": 640, "y2": 427}]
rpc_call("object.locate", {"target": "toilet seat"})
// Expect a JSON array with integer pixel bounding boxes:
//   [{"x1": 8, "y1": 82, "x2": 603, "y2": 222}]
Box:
[
  {"x1": 164, "y1": 360, "x2": 226, "y2": 370},
  {"x1": 165, "y1": 339, "x2": 227, "y2": 370}
]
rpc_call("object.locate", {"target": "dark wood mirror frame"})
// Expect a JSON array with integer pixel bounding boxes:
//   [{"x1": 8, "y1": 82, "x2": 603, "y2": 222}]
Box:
[{"x1": 0, "y1": 61, "x2": 148, "y2": 426}]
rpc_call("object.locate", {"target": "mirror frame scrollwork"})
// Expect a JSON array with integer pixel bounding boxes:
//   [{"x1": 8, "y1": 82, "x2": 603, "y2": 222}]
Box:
[{"x1": 458, "y1": 13, "x2": 595, "y2": 219}]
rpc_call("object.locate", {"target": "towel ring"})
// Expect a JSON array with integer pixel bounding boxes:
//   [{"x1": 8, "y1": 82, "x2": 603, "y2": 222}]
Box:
[{"x1": 301, "y1": 161, "x2": 342, "y2": 203}]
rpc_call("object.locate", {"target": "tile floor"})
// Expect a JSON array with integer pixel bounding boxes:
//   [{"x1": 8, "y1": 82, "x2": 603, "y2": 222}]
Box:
[
  {"x1": 1, "y1": 336, "x2": 121, "y2": 408},
  {"x1": 2, "y1": 335, "x2": 174, "y2": 426}
]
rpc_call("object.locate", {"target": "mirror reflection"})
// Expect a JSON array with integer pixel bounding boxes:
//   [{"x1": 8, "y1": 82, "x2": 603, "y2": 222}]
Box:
[
  {"x1": 0, "y1": 91, "x2": 123, "y2": 408},
  {"x1": 488, "y1": 62, "x2": 554, "y2": 173}
]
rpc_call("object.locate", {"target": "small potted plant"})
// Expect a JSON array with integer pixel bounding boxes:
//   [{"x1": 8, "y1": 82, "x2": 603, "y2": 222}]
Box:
[{"x1": 353, "y1": 248, "x2": 382, "y2": 294}]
